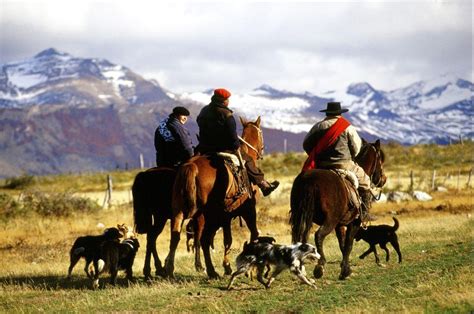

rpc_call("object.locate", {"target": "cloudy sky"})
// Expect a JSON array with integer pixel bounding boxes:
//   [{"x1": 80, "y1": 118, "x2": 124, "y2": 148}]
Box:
[{"x1": 1, "y1": 0, "x2": 472, "y2": 94}]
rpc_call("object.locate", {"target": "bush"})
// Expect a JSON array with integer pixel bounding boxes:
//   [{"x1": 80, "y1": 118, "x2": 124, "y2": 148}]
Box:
[
  {"x1": 21, "y1": 190, "x2": 101, "y2": 217},
  {"x1": 3, "y1": 174, "x2": 36, "y2": 189},
  {"x1": 0, "y1": 193, "x2": 23, "y2": 219}
]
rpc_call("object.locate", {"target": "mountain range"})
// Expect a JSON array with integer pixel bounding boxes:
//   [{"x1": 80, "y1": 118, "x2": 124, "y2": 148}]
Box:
[{"x1": 0, "y1": 48, "x2": 472, "y2": 177}]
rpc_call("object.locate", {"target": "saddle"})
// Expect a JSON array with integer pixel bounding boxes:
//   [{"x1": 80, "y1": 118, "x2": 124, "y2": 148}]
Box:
[
  {"x1": 332, "y1": 169, "x2": 361, "y2": 211},
  {"x1": 216, "y1": 152, "x2": 252, "y2": 212}
]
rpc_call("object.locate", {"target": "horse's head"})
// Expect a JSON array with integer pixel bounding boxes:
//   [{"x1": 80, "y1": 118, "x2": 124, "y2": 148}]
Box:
[
  {"x1": 356, "y1": 139, "x2": 387, "y2": 188},
  {"x1": 239, "y1": 116, "x2": 264, "y2": 160}
]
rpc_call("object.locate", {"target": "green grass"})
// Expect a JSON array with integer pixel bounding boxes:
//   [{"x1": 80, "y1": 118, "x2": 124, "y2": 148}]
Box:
[{"x1": 0, "y1": 203, "x2": 472, "y2": 312}]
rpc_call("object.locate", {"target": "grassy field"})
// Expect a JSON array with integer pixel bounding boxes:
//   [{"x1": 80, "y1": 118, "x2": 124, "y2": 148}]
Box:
[{"x1": 0, "y1": 143, "x2": 473, "y2": 312}]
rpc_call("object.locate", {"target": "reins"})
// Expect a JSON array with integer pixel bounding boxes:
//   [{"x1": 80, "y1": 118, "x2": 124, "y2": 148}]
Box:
[{"x1": 238, "y1": 123, "x2": 264, "y2": 160}]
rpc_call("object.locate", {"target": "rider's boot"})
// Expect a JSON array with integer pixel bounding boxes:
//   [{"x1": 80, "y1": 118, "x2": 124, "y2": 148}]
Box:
[
  {"x1": 358, "y1": 188, "x2": 373, "y2": 222},
  {"x1": 259, "y1": 180, "x2": 280, "y2": 197}
]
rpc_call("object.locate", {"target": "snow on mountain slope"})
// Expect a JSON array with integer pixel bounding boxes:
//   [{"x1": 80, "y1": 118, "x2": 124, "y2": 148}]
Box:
[{"x1": 180, "y1": 75, "x2": 473, "y2": 144}]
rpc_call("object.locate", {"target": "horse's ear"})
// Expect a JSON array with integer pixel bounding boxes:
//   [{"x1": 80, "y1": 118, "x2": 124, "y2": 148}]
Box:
[
  {"x1": 361, "y1": 137, "x2": 368, "y2": 145},
  {"x1": 239, "y1": 116, "x2": 247, "y2": 127},
  {"x1": 375, "y1": 139, "x2": 381, "y2": 149},
  {"x1": 255, "y1": 116, "x2": 261, "y2": 128}
]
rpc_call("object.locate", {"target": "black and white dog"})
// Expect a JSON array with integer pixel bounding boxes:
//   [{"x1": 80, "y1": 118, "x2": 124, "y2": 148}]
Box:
[
  {"x1": 91, "y1": 237, "x2": 140, "y2": 289},
  {"x1": 67, "y1": 227, "x2": 122, "y2": 279},
  {"x1": 227, "y1": 241, "x2": 320, "y2": 289}
]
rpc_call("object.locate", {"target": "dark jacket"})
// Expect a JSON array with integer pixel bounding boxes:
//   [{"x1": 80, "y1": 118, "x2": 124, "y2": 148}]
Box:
[
  {"x1": 154, "y1": 115, "x2": 193, "y2": 167},
  {"x1": 196, "y1": 101, "x2": 240, "y2": 152}
]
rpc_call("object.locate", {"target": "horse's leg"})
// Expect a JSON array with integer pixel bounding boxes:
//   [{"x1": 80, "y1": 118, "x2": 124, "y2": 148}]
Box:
[
  {"x1": 152, "y1": 216, "x2": 168, "y2": 277},
  {"x1": 313, "y1": 224, "x2": 333, "y2": 279},
  {"x1": 222, "y1": 218, "x2": 233, "y2": 275},
  {"x1": 241, "y1": 203, "x2": 259, "y2": 241},
  {"x1": 335, "y1": 226, "x2": 347, "y2": 252},
  {"x1": 193, "y1": 214, "x2": 205, "y2": 272},
  {"x1": 201, "y1": 222, "x2": 220, "y2": 279},
  {"x1": 339, "y1": 222, "x2": 360, "y2": 280},
  {"x1": 143, "y1": 229, "x2": 156, "y2": 280},
  {"x1": 164, "y1": 211, "x2": 184, "y2": 279}
]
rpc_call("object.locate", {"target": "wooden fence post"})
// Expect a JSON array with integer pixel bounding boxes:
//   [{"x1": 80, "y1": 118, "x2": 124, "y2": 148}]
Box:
[
  {"x1": 467, "y1": 168, "x2": 473, "y2": 189},
  {"x1": 102, "y1": 174, "x2": 113, "y2": 208},
  {"x1": 139, "y1": 153, "x2": 144, "y2": 169},
  {"x1": 457, "y1": 169, "x2": 461, "y2": 191},
  {"x1": 284, "y1": 138, "x2": 287, "y2": 154},
  {"x1": 409, "y1": 170, "x2": 414, "y2": 192},
  {"x1": 431, "y1": 170, "x2": 436, "y2": 190}
]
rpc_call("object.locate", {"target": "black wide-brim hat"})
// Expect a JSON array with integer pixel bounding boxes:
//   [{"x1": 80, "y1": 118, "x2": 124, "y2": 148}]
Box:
[{"x1": 319, "y1": 102, "x2": 349, "y2": 114}]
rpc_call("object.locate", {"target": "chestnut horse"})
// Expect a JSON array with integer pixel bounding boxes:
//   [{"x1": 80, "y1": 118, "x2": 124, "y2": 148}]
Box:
[
  {"x1": 133, "y1": 168, "x2": 234, "y2": 278},
  {"x1": 290, "y1": 139, "x2": 386, "y2": 280},
  {"x1": 165, "y1": 117, "x2": 264, "y2": 279}
]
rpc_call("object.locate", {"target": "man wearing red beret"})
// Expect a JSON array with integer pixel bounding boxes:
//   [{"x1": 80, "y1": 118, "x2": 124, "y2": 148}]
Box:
[{"x1": 196, "y1": 88, "x2": 279, "y2": 196}]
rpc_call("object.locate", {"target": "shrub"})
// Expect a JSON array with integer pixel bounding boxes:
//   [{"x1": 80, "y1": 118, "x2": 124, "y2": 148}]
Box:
[
  {"x1": 3, "y1": 174, "x2": 36, "y2": 189},
  {"x1": 0, "y1": 193, "x2": 23, "y2": 219},
  {"x1": 21, "y1": 190, "x2": 101, "y2": 217}
]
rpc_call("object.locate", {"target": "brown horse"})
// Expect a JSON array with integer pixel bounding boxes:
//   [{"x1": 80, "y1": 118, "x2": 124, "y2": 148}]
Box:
[
  {"x1": 290, "y1": 139, "x2": 386, "y2": 280},
  {"x1": 164, "y1": 117, "x2": 264, "y2": 279},
  {"x1": 133, "y1": 167, "x2": 215, "y2": 278}
]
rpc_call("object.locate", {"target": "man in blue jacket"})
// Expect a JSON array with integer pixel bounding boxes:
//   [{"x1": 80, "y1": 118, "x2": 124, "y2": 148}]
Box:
[{"x1": 154, "y1": 106, "x2": 194, "y2": 167}]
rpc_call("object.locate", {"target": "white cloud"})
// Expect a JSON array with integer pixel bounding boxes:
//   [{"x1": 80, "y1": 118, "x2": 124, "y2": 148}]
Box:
[{"x1": 1, "y1": 0, "x2": 472, "y2": 94}]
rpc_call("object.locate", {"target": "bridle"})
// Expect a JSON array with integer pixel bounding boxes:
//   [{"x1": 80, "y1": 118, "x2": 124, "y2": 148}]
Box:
[
  {"x1": 238, "y1": 123, "x2": 264, "y2": 160},
  {"x1": 357, "y1": 142, "x2": 385, "y2": 200}
]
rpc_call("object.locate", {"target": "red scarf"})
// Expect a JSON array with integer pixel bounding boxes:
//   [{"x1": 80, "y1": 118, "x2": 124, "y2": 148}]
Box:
[{"x1": 301, "y1": 117, "x2": 351, "y2": 172}]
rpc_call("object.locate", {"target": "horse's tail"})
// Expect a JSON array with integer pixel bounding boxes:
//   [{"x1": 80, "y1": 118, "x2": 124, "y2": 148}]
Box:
[
  {"x1": 172, "y1": 162, "x2": 198, "y2": 216},
  {"x1": 290, "y1": 173, "x2": 317, "y2": 243},
  {"x1": 392, "y1": 217, "x2": 399, "y2": 231},
  {"x1": 132, "y1": 171, "x2": 152, "y2": 234}
]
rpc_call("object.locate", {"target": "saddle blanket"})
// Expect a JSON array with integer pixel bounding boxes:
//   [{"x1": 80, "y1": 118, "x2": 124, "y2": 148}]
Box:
[
  {"x1": 332, "y1": 169, "x2": 361, "y2": 209},
  {"x1": 216, "y1": 152, "x2": 242, "y2": 167}
]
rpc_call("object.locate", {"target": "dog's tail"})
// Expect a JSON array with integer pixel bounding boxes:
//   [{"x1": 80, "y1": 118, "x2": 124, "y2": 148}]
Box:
[
  {"x1": 72, "y1": 247, "x2": 85, "y2": 256},
  {"x1": 290, "y1": 173, "x2": 316, "y2": 243},
  {"x1": 392, "y1": 217, "x2": 399, "y2": 231}
]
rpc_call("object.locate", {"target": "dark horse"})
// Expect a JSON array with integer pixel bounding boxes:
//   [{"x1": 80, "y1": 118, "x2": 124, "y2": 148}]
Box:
[
  {"x1": 165, "y1": 117, "x2": 264, "y2": 279},
  {"x1": 290, "y1": 139, "x2": 386, "y2": 280},
  {"x1": 133, "y1": 167, "x2": 228, "y2": 278}
]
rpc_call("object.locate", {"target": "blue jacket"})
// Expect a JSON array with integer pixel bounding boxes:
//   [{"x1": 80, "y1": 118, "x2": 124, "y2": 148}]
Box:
[{"x1": 154, "y1": 115, "x2": 194, "y2": 167}]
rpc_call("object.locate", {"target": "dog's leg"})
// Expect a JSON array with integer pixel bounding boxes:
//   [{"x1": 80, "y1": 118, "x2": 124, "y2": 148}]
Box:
[
  {"x1": 359, "y1": 246, "x2": 374, "y2": 260},
  {"x1": 84, "y1": 258, "x2": 94, "y2": 279},
  {"x1": 380, "y1": 243, "x2": 390, "y2": 262},
  {"x1": 92, "y1": 259, "x2": 100, "y2": 290},
  {"x1": 227, "y1": 265, "x2": 251, "y2": 290},
  {"x1": 264, "y1": 265, "x2": 284, "y2": 289},
  {"x1": 390, "y1": 237, "x2": 403, "y2": 263},
  {"x1": 372, "y1": 245, "x2": 381, "y2": 265},
  {"x1": 67, "y1": 252, "x2": 81, "y2": 279},
  {"x1": 291, "y1": 264, "x2": 316, "y2": 288}
]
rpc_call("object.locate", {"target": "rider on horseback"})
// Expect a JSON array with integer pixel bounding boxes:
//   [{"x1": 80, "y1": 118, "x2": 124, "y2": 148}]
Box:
[
  {"x1": 302, "y1": 102, "x2": 373, "y2": 220},
  {"x1": 154, "y1": 106, "x2": 194, "y2": 167},
  {"x1": 196, "y1": 88, "x2": 279, "y2": 197}
]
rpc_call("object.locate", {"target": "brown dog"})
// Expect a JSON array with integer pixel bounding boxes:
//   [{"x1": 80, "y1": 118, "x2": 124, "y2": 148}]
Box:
[{"x1": 355, "y1": 217, "x2": 402, "y2": 265}]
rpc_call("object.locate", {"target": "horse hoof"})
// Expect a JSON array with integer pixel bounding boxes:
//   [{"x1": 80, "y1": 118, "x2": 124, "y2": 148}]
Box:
[
  {"x1": 313, "y1": 266, "x2": 324, "y2": 279},
  {"x1": 208, "y1": 272, "x2": 221, "y2": 280},
  {"x1": 195, "y1": 265, "x2": 205, "y2": 273},
  {"x1": 224, "y1": 265, "x2": 233, "y2": 276},
  {"x1": 339, "y1": 268, "x2": 352, "y2": 280}
]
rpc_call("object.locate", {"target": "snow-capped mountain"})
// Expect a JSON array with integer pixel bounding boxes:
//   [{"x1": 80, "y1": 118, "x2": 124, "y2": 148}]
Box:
[
  {"x1": 180, "y1": 74, "x2": 473, "y2": 144},
  {"x1": 0, "y1": 48, "x2": 169, "y2": 107}
]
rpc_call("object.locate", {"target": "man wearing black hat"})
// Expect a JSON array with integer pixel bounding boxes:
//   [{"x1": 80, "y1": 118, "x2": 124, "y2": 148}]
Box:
[
  {"x1": 154, "y1": 106, "x2": 194, "y2": 167},
  {"x1": 303, "y1": 102, "x2": 373, "y2": 219}
]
